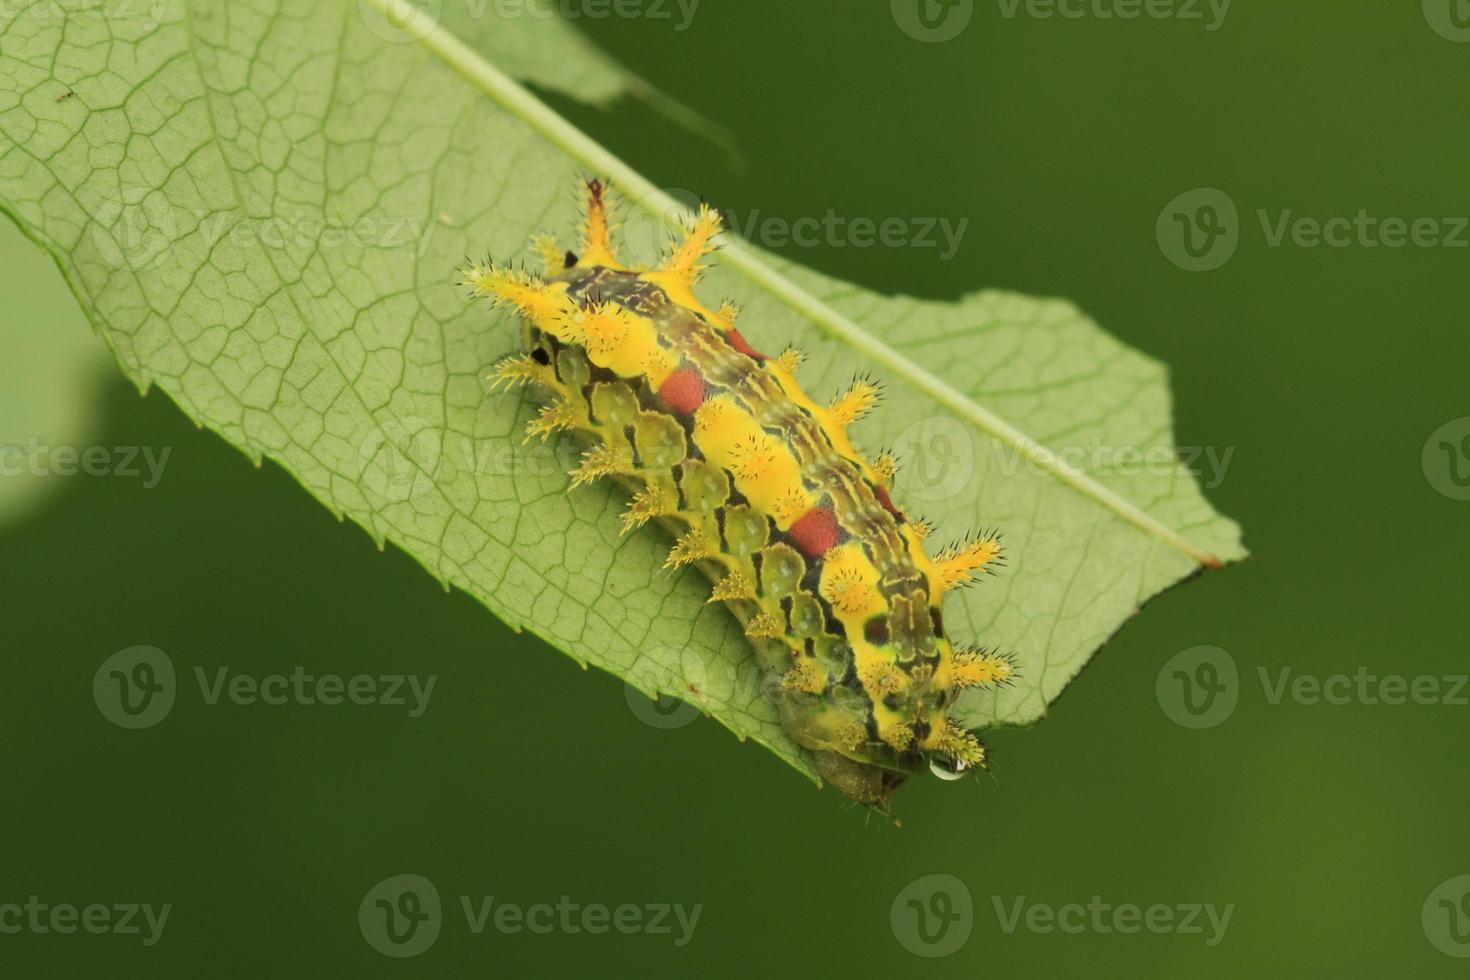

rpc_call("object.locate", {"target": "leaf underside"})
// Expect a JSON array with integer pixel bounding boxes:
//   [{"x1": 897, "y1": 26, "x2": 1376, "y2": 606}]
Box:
[{"x1": 0, "y1": 0, "x2": 1244, "y2": 785}]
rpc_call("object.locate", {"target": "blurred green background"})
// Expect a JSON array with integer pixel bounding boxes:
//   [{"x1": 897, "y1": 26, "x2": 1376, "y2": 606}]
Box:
[{"x1": 2, "y1": 1, "x2": 1467, "y2": 976}]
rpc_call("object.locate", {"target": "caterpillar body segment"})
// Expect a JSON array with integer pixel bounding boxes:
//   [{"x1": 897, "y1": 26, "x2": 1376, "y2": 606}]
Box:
[{"x1": 464, "y1": 180, "x2": 1012, "y2": 806}]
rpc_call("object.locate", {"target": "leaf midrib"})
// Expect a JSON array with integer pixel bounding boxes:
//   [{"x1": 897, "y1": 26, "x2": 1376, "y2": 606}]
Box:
[{"x1": 365, "y1": 0, "x2": 1222, "y2": 569}]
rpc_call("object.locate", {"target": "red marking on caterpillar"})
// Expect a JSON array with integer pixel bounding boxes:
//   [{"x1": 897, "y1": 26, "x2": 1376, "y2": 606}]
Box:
[
  {"x1": 874, "y1": 484, "x2": 903, "y2": 519},
  {"x1": 789, "y1": 506, "x2": 843, "y2": 557},
  {"x1": 725, "y1": 329, "x2": 766, "y2": 362},
  {"x1": 657, "y1": 367, "x2": 707, "y2": 415}
]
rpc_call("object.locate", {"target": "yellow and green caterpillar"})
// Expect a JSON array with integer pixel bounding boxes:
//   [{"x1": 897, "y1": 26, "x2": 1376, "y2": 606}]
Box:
[{"x1": 462, "y1": 180, "x2": 1011, "y2": 806}]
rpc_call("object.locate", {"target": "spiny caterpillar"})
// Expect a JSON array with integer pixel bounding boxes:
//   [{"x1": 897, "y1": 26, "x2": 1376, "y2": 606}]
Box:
[{"x1": 461, "y1": 180, "x2": 1011, "y2": 806}]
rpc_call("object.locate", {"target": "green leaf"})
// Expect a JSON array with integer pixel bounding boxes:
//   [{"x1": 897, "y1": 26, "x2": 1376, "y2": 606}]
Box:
[
  {"x1": 0, "y1": 0, "x2": 1242, "y2": 784},
  {"x1": 384, "y1": 0, "x2": 738, "y2": 155},
  {"x1": 422, "y1": 0, "x2": 637, "y2": 105},
  {"x1": 0, "y1": 227, "x2": 113, "y2": 528}
]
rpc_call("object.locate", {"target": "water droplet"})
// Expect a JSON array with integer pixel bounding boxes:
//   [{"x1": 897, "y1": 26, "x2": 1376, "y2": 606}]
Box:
[{"x1": 929, "y1": 757, "x2": 968, "y2": 782}]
